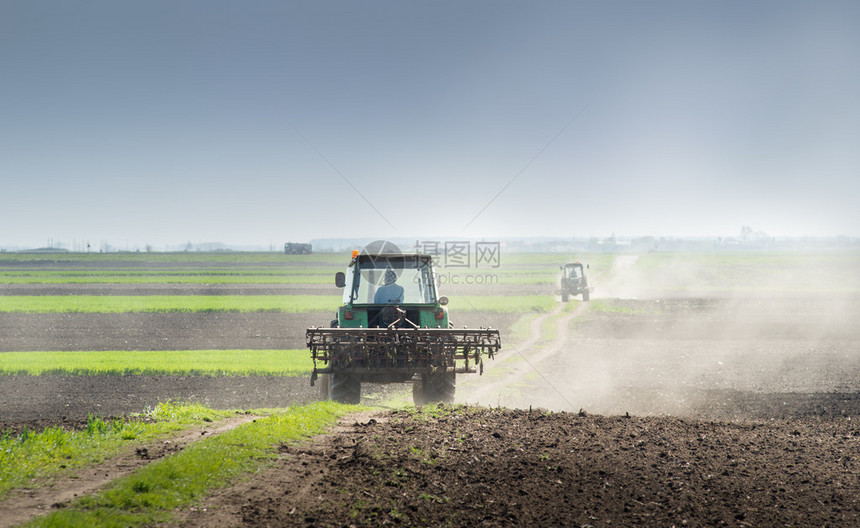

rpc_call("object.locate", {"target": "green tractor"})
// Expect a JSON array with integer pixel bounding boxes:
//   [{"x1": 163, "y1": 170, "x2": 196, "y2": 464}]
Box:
[
  {"x1": 307, "y1": 251, "x2": 501, "y2": 405},
  {"x1": 560, "y1": 262, "x2": 592, "y2": 302}
]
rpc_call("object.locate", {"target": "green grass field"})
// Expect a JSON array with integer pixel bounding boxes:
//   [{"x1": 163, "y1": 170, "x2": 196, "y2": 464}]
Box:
[
  {"x1": 0, "y1": 349, "x2": 312, "y2": 376},
  {"x1": 0, "y1": 401, "x2": 235, "y2": 499}
]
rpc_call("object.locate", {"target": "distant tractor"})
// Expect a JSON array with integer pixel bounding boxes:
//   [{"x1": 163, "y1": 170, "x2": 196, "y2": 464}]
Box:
[
  {"x1": 307, "y1": 251, "x2": 501, "y2": 405},
  {"x1": 284, "y1": 242, "x2": 312, "y2": 255},
  {"x1": 560, "y1": 262, "x2": 592, "y2": 302}
]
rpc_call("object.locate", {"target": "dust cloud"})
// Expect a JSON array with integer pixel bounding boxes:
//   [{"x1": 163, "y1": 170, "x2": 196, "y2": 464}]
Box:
[{"x1": 461, "y1": 252, "x2": 860, "y2": 420}]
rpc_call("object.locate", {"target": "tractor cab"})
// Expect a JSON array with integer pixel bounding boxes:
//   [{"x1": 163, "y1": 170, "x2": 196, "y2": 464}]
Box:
[
  {"x1": 563, "y1": 262, "x2": 584, "y2": 281},
  {"x1": 334, "y1": 253, "x2": 448, "y2": 329}
]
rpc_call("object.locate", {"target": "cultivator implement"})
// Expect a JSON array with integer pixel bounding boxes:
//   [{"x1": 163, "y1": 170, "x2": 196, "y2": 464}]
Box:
[{"x1": 307, "y1": 327, "x2": 501, "y2": 382}]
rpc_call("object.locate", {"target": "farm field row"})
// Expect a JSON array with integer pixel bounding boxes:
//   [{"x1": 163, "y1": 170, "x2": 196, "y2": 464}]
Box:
[
  {"x1": 0, "y1": 267, "x2": 332, "y2": 276},
  {"x1": 0, "y1": 274, "x2": 334, "y2": 285},
  {"x1": 0, "y1": 252, "x2": 586, "y2": 286},
  {"x1": 0, "y1": 311, "x2": 522, "y2": 354},
  {"x1": 0, "y1": 294, "x2": 555, "y2": 313},
  {"x1": 0, "y1": 269, "x2": 562, "y2": 287},
  {"x1": 0, "y1": 252, "x2": 346, "y2": 265},
  {"x1": 0, "y1": 349, "x2": 312, "y2": 376},
  {"x1": 3, "y1": 251, "x2": 858, "y2": 294},
  {"x1": 0, "y1": 295, "x2": 337, "y2": 313}
]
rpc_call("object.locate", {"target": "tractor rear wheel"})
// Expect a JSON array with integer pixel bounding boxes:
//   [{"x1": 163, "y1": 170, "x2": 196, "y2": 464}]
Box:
[
  {"x1": 582, "y1": 289, "x2": 590, "y2": 302},
  {"x1": 317, "y1": 373, "x2": 330, "y2": 400},
  {"x1": 430, "y1": 371, "x2": 456, "y2": 403},
  {"x1": 413, "y1": 371, "x2": 455, "y2": 405},
  {"x1": 330, "y1": 371, "x2": 361, "y2": 404},
  {"x1": 412, "y1": 379, "x2": 426, "y2": 406},
  {"x1": 561, "y1": 290, "x2": 569, "y2": 302}
]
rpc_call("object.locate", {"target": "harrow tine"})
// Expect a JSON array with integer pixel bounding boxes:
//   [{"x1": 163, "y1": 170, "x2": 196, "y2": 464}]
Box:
[{"x1": 306, "y1": 327, "x2": 501, "y2": 367}]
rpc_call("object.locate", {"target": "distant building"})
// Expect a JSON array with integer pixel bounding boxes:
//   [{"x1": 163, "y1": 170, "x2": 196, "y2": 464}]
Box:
[{"x1": 284, "y1": 242, "x2": 312, "y2": 254}]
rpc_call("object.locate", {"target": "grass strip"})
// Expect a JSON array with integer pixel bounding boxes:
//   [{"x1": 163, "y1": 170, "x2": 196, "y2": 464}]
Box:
[
  {"x1": 0, "y1": 270, "x2": 552, "y2": 286},
  {"x1": 25, "y1": 401, "x2": 360, "y2": 527},
  {"x1": 0, "y1": 267, "x2": 335, "y2": 285},
  {"x1": 0, "y1": 275, "x2": 333, "y2": 285},
  {"x1": 540, "y1": 313, "x2": 559, "y2": 342},
  {"x1": 0, "y1": 295, "x2": 552, "y2": 314},
  {"x1": 562, "y1": 299, "x2": 583, "y2": 312},
  {"x1": 0, "y1": 268, "x2": 331, "y2": 276},
  {"x1": 508, "y1": 313, "x2": 540, "y2": 342},
  {"x1": 0, "y1": 252, "x2": 348, "y2": 265},
  {"x1": 0, "y1": 350, "x2": 313, "y2": 376},
  {"x1": 0, "y1": 295, "x2": 339, "y2": 313},
  {"x1": 0, "y1": 402, "x2": 234, "y2": 499}
]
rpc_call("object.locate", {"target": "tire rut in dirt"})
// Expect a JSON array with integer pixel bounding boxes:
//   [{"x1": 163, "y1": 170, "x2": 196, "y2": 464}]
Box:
[{"x1": 0, "y1": 375, "x2": 318, "y2": 422}]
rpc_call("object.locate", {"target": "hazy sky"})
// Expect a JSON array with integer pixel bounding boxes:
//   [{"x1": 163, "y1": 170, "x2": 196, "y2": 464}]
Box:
[{"x1": 2, "y1": 1, "x2": 858, "y2": 249}]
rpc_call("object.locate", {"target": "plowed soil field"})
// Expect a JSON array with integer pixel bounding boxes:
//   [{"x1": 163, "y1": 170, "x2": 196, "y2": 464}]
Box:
[
  {"x1": 3, "y1": 256, "x2": 860, "y2": 526},
  {"x1": 177, "y1": 407, "x2": 860, "y2": 527}
]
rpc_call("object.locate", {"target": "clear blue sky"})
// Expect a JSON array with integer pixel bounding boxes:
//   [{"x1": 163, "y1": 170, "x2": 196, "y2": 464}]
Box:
[{"x1": 2, "y1": 1, "x2": 858, "y2": 249}]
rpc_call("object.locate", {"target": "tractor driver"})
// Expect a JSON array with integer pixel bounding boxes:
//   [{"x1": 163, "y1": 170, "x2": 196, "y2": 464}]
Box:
[{"x1": 374, "y1": 268, "x2": 404, "y2": 303}]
